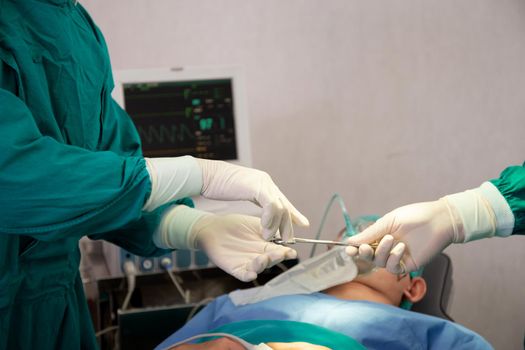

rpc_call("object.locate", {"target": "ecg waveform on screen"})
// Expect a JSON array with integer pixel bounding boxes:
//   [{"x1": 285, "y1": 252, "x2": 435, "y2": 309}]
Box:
[
  {"x1": 124, "y1": 79, "x2": 237, "y2": 160},
  {"x1": 137, "y1": 124, "x2": 194, "y2": 144}
]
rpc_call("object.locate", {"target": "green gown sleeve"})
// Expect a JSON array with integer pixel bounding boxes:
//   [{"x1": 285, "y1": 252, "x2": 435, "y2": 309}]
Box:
[
  {"x1": 0, "y1": 86, "x2": 152, "y2": 241},
  {"x1": 489, "y1": 162, "x2": 525, "y2": 235},
  {"x1": 83, "y1": 95, "x2": 183, "y2": 257},
  {"x1": 84, "y1": 89, "x2": 183, "y2": 257},
  {"x1": 0, "y1": 8, "x2": 189, "y2": 254}
]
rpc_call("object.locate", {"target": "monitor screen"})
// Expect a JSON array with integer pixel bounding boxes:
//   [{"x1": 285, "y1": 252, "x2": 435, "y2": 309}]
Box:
[{"x1": 123, "y1": 79, "x2": 238, "y2": 160}]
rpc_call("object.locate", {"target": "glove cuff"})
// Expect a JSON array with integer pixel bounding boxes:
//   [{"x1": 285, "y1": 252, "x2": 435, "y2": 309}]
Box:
[
  {"x1": 477, "y1": 182, "x2": 514, "y2": 237},
  {"x1": 195, "y1": 158, "x2": 216, "y2": 196},
  {"x1": 440, "y1": 198, "x2": 465, "y2": 243},
  {"x1": 153, "y1": 205, "x2": 210, "y2": 250},
  {"x1": 443, "y1": 185, "x2": 499, "y2": 243},
  {"x1": 143, "y1": 156, "x2": 203, "y2": 212}
]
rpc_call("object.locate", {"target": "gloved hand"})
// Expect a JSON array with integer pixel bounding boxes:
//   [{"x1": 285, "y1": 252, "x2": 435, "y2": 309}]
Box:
[
  {"x1": 196, "y1": 158, "x2": 309, "y2": 241},
  {"x1": 153, "y1": 205, "x2": 297, "y2": 282},
  {"x1": 345, "y1": 184, "x2": 503, "y2": 274},
  {"x1": 143, "y1": 156, "x2": 309, "y2": 241},
  {"x1": 345, "y1": 200, "x2": 456, "y2": 274},
  {"x1": 194, "y1": 213, "x2": 297, "y2": 282}
]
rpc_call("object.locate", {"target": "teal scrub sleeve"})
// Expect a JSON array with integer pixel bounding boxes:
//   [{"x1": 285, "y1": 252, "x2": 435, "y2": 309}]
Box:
[
  {"x1": 89, "y1": 198, "x2": 195, "y2": 257},
  {"x1": 490, "y1": 162, "x2": 525, "y2": 235},
  {"x1": 0, "y1": 87, "x2": 151, "y2": 241},
  {"x1": 89, "y1": 207, "x2": 171, "y2": 258}
]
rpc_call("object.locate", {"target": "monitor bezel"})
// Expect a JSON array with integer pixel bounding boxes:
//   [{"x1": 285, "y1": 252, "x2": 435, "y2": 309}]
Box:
[{"x1": 111, "y1": 66, "x2": 252, "y2": 167}]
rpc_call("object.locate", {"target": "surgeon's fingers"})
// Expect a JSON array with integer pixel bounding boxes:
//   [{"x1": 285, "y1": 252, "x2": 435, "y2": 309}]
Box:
[
  {"x1": 358, "y1": 244, "x2": 374, "y2": 263},
  {"x1": 287, "y1": 247, "x2": 297, "y2": 259},
  {"x1": 265, "y1": 243, "x2": 297, "y2": 260},
  {"x1": 345, "y1": 245, "x2": 358, "y2": 258},
  {"x1": 231, "y1": 266, "x2": 257, "y2": 282},
  {"x1": 264, "y1": 251, "x2": 286, "y2": 268},
  {"x1": 278, "y1": 208, "x2": 294, "y2": 242},
  {"x1": 226, "y1": 252, "x2": 266, "y2": 282},
  {"x1": 278, "y1": 193, "x2": 310, "y2": 227},
  {"x1": 250, "y1": 254, "x2": 271, "y2": 275},
  {"x1": 385, "y1": 242, "x2": 406, "y2": 274},
  {"x1": 264, "y1": 243, "x2": 296, "y2": 265},
  {"x1": 261, "y1": 201, "x2": 284, "y2": 240},
  {"x1": 245, "y1": 245, "x2": 297, "y2": 279},
  {"x1": 373, "y1": 235, "x2": 395, "y2": 267}
]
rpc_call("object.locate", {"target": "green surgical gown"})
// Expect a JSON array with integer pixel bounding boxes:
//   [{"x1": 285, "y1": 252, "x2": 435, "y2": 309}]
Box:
[
  {"x1": 490, "y1": 162, "x2": 525, "y2": 235},
  {"x1": 0, "y1": 1, "x2": 184, "y2": 349},
  {"x1": 1, "y1": 0, "x2": 524, "y2": 349}
]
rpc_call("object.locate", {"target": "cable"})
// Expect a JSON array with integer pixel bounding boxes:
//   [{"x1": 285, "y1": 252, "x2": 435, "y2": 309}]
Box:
[
  {"x1": 167, "y1": 269, "x2": 190, "y2": 303},
  {"x1": 160, "y1": 257, "x2": 190, "y2": 303},
  {"x1": 121, "y1": 260, "x2": 137, "y2": 311},
  {"x1": 186, "y1": 297, "x2": 215, "y2": 322},
  {"x1": 310, "y1": 193, "x2": 356, "y2": 258},
  {"x1": 95, "y1": 325, "x2": 119, "y2": 338},
  {"x1": 276, "y1": 262, "x2": 289, "y2": 273}
]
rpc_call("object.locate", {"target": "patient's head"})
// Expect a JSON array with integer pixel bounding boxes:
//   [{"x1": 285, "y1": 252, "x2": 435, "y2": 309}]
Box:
[{"x1": 323, "y1": 225, "x2": 427, "y2": 307}]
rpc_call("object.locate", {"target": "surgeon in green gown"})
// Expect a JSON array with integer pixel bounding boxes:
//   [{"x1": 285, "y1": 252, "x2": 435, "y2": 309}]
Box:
[{"x1": 0, "y1": 1, "x2": 310, "y2": 349}]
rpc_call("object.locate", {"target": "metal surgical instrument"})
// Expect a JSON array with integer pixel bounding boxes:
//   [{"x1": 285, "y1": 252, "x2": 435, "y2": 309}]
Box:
[{"x1": 271, "y1": 237, "x2": 380, "y2": 249}]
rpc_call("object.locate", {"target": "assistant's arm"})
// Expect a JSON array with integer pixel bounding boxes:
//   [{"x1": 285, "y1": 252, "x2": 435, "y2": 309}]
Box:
[{"x1": 346, "y1": 162, "x2": 525, "y2": 274}]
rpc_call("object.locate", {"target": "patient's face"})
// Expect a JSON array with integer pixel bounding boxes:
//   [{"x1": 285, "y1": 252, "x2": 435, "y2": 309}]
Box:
[
  {"x1": 323, "y1": 267, "x2": 425, "y2": 306},
  {"x1": 324, "y1": 226, "x2": 426, "y2": 306},
  {"x1": 352, "y1": 268, "x2": 412, "y2": 305}
]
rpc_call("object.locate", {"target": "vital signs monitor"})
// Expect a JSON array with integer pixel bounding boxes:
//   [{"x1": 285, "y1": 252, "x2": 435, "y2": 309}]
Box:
[{"x1": 112, "y1": 66, "x2": 251, "y2": 166}]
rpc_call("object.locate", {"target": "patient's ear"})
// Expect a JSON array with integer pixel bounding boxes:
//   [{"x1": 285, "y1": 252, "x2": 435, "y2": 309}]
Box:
[{"x1": 403, "y1": 277, "x2": 427, "y2": 303}]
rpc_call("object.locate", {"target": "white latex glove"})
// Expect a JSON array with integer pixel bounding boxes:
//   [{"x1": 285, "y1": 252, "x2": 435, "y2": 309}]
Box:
[
  {"x1": 143, "y1": 156, "x2": 309, "y2": 241},
  {"x1": 153, "y1": 205, "x2": 297, "y2": 282},
  {"x1": 196, "y1": 158, "x2": 309, "y2": 241},
  {"x1": 194, "y1": 213, "x2": 298, "y2": 281},
  {"x1": 345, "y1": 183, "x2": 511, "y2": 274},
  {"x1": 345, "y1": 200, "x2": 456, "y2": 274}
]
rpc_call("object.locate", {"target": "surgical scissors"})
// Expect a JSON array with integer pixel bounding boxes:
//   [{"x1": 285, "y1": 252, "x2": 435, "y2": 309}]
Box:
[{"x1": 271, "y1": 237, "x2": 380, "y2": 249}]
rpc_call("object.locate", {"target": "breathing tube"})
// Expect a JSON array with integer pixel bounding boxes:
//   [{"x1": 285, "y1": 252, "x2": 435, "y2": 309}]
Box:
[{"x1": 310, "y1": 193, "x2": 356, "y2": 258}]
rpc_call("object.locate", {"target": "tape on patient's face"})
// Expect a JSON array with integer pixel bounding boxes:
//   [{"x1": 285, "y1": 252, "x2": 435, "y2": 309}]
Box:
[{"x1": 229, "y1": 247, "x2": 358, "y2": 306}]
